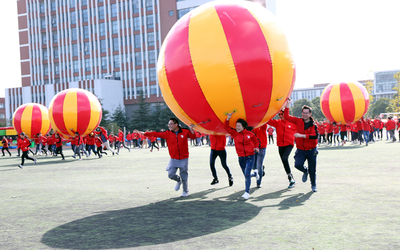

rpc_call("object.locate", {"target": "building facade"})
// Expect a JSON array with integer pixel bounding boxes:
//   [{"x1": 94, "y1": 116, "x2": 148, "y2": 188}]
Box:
[
  {"x1": 5, "y1": 0, "x2": 273, "y2": 124},
  {"x1": 374, "y1": 69, "x2": 400, "y2": 100}
]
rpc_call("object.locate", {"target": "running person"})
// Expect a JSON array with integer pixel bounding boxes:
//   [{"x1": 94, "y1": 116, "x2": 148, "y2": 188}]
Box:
[
  {"x1": 18, "y1": 133, "x2": 36, "y2": 168},
  {"x1": 2, "y1": 136, "x2": 12, "y2": 156},
  {"x1": 94, "y1": 126, "x2": 115, "y2": 155},
  {"x1": 224, "y1": 112, "x2": 260, "y2": 200},
  {"x1": 54, "y1": 133, "x2": 65, "y2": 160},
  {"x1": 144, "y1": 118, "x2": 196, "y2": 197},
  {"x1": 209, "y1": 134, "x2": 233, "y2": 186},
  {"x1": 252, "y1": 123, "x2": 267, "y2": 188}
]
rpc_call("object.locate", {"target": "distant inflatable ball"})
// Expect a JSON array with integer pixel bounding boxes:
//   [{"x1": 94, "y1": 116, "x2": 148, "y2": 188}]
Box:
[
  {"x1": 157, "y1": 0, "x2": 295, "y2": 134},
  {"x1": 48, "y1": 88, "x2": 102, "y2": 138},
  {"x1": 12, "y1": 103, "x2": 51, "y2": 138},
  {"x1": 320, "y1": 82, "x2": 369, "y2": 124}
]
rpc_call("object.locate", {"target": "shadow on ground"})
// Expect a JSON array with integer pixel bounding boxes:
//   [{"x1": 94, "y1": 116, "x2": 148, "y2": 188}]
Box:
[{"x1": 41, "y1": 189, "x2": 262, "y2": 249}]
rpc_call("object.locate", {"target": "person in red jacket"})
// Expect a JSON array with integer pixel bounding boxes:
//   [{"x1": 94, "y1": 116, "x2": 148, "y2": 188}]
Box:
[
  {"x1": 360, "y1": 116, "x2": 372, "y2": 145},
  {"x1": 252, "y1": 123, "x2": 267, "y2": 188},
  {"x1": 332, "y1": 122, "x2": 340, "y2": 146},
  {"x1": 225, "y1": 112, "x2": 260, "y2": 200},
  {"x1": 18, "y1": 132, "x2": 36, "y2": 168},
  {"x1": 339, "y1": 122, "x2": 347, "y2": 146},
  {"x1": 54, "y1": 133, "x2": 65, "y2": 160},
  {"x1": 116, "y1": 128, "x2": 131, "y2": 153},
  {"x1": 386, "y1": 116, "x2": 396, "y2": 142},
  {"x1": 126, "y1": 131, "x2": 132, "y2": 148},
  {"x1": 70, "y1": 130, "x2": 88, "y2": 160},
  {"x1": 94, "y1": 126, "x2": 115, "y2": 155},
  {"x1": 85, "y1": 132, "x2": 99, "y2": 157},
  {"x1": 267, "y1": 110, "x2": 297, "y2": 188},
  {"x1": 284, "y1": 99, "x2": 319, "y2": 192},
  {"x1": 209, "y1": 134, "x2": 233, "y2": 186},
  {"x1": 325, "y1": 121, "x2": 333, "y2": 146},
  {"x1": 267, "y1": 126, "x2": 274, "y2": 144},
  {"x1": 144, "y1": 118, "x2": 196, "y2": 197},
  {"x1": 2, "y1": 136, "x2": 12, "y2": 156},
  {"x1": 317, "y1": 121, "x2": 326, "y2": 144},
  {"x1": 95, "y1": 134, "x2": 106, "y2": 157}
]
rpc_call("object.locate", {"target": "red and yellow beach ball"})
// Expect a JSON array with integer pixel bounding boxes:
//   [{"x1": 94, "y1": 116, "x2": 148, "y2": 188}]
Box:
[
  {"x1": 48, "y1": 88, "x2": 102, "y2": 138},
  {"x1": 157, "y1": 0, "x2": 295, "y2": 134},
  {"x1": 12, "y1": 103, "x2": 51, "y2": 138},
  {"x1": 320, "y1": 82, "x2": 369, "y2": 124}
]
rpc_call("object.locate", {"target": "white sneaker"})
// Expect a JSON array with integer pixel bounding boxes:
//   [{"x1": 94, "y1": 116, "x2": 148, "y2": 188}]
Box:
[
  {"x1": 253, "y1": 169, "x2": 260, "y2": 180},
  {"x1": 241, "y1": 192, "x2": 250, "y2": 199},
  {"x1": 34, "y1": 159, "x2": 37, "y2": 165},
  {"x1": 175, "y1": 180, "x2": 182, "y2": 191},
  {"x1": 181, "y1": 191, "x2": 189, "y2": 197},
  {"x1": 18, "y1": 164, "x2": 23, "y2": 169}
]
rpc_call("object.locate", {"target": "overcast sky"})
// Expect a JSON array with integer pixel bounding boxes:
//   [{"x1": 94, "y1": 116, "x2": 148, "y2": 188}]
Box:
[{"x1": 1, "y1": 0, "x2": 399, "y2": 98}]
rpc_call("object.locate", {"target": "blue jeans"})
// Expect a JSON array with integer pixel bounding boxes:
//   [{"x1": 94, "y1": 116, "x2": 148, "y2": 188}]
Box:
[
  {"x1": 253, "y1": 147, "x2": 266, "y2": 185},
  {"x1": 363, "y1": 130, "x2": 370, "y2": 144},
  {"x1": 238, "y1": 155, "x2": 255, "y2": 193},
  {"x1": 294, "y1": 148, "x2": 318, "y2": 187}
]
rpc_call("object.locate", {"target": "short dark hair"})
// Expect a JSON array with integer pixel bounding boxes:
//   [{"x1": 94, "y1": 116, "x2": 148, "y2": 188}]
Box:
[
  {"x1": 236, "y1": 118, "x2": 248, "y2": 129},
  {"x1": 169, "y1": 118, "x2": 179, "y2": 124},
  {"x1": 302, "y1": 105, "x2": 312, "y2": 113}
]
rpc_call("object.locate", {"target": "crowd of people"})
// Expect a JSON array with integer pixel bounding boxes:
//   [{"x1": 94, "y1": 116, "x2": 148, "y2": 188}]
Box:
[{"x1": 3, "y1": 98, "x2": 400, "y2": 199}]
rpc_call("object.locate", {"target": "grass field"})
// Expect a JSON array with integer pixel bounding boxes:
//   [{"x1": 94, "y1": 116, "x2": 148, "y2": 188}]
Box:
[{"x1": 1, "y1": 139, "x2": 399, "y2": 250}]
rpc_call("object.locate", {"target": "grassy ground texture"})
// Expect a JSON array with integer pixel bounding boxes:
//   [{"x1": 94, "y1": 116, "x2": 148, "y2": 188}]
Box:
[{"x1": 0, "y1": 138, "x2": 399, "y2": 250}]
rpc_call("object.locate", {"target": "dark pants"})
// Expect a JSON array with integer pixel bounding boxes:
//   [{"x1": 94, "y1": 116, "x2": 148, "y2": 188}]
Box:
[
  {"x1": 268, "y1": 135, "x2": 274, "y2": 144},
  {"x1": 210, "y1": 149, "x2": 232, "y2": 179},
  {"x1": 2, "y1": 147, "x2": 11, "y2": 156},
  {"x1": 55, "y1": 146, "x2": 64, "y2": 160},
  {"x1": 278, "y1": 145, "x2": 293, "y2": 174},
  {"x1": 327, "y1": 133, "x2": 333, "y2": 144},
  {"x1": 21, "y1": 151, "x2": 34, "y2": 165},
  {"x1": 340, "y1": 131, "x2": 346, "y2": 142},
  {"x1": 294, "y1": 148, "x2": 318, "y2": 187}
]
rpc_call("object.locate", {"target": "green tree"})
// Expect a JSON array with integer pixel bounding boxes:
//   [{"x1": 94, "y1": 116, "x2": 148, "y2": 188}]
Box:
[
  {"x1": 291, "y1": 98, "x2": 312, "y2": 118},
  {"x1": 389, "y1": 71, "x2": 400, "y2": 112},
  {"x1": 364, "y1": 79, "x2": 374, "y2": 116},
  {"x1": 130, "y1": 96, "x2": 151, "y2": 131},
  {"x1": 111, "y1": 104, "x2": 128, "y2": 129},
  {"x1": 310, "y1": 96, "x2": 325, "y2": 121},
  {"x1": 370, "y1": 97, "x2": 390, "y2": 118}
]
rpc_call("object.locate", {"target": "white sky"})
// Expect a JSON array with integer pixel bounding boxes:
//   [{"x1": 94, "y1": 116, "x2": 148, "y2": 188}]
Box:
[{"x1": 0, "y1": 0, "x2": 399, "y2": 97}]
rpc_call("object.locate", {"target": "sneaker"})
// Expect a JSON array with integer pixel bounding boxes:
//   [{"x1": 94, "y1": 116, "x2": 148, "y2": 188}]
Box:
[
  {"x1": 175, "y1": 180, "x2": 182, "y2": 191},
  {"x1": 112, "y1": 152, "x2": 115, "y2": 156},
  {"x1": 288, "y1": 180, "x2": 295, "y2": 188},
  {"x1": 253, "y1": 169, "x2": 260, "y2": 180},
  {"x1": 128, "y1": 148, "x2": 131, "y2": 152},
  {"x1": 262, "y1": 165, "x2": 265, "y2": 176},
  {"x1": 72, "y1": 155, "x2": 76, "y2": 159},
  {"x1": 79, "y1": 158, "x2": 82, "y2": 160},
  {"x1": 18, "y1": 164, "x2": 23, "y2": 169},
  {"x1": 62, "y1": 158, "x2": 65, "y2": 160},
  {"x1": 241, "y1": 192, "x2": 250, "y2": 199},
  {"x1": 210, "y1": 178, "x2": 219, "y2": 185},
  {"x1": 312, "y1": 186, "x2": 317, "y2": 192},
  {"x1": 116, "y1": 152, "x2": 119, "y2": 155},
  {"x1": 34, "y1": 159, "x2": 37, "y2": 165},
  {"x1": 228, "y1": 177, "x2": 234, "y2": 186},
  {"x1": 302, "y1": 168, "x2": 308, "y2": 182},
  {"x1": 256, "y1": 184, "x2": 262, "y2": 188},
  {"x1": 180, "y1": 191, "x2": 189, "y2": 197}
]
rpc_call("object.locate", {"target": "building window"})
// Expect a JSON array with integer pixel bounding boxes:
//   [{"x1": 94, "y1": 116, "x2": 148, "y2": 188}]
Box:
[
  {"x1": 0, "y1": 103, "x2": 5, "y2": 109},
  {"x1": 100, "y1": 39, "x2": 107, "y2": 53},
  {"x1": 52, "y1": 33, "x2": 58, "y2": 43},
  {"x1": 134, "y1": 16, "x2": 141, "y2": 31},
  {"x1": 178, "y1": 8, "x2": 195, "y2": 19},
  {"x1": 146, "y1": 0, "x2": 153, "y2": 11},
  {"x1": 147, "y1": 32, "x2": 155, "y2": 46},
  {"x1": 113, "y1": 54, "x2": 120, "y2": 68},
  {"x1": 149, "y1": 67, "x2": 156, "y2": 81},
  {"x1": 53, "y1": 47, "x2": 59, "y2": 59},
  {"x1": 135, "y1": 69, "x2": 143, "y2": 83},
  {"x1": 101, "y1": 56, "x2": 107, "y2": 70},
  {"x1": 54, "y1": 62, "x2": 59, "y2": 75},
  {"x1": 81, "y1": 0, "x2": 87, "y2": 6},
  {"x1": 51, "y1": 15, "x2": 57, "y2": 27},
  {"x1": 82, "y1": 9, "x2": 88, "y2": 23},
  {"x1": 112, "y1": 38, "x2": 119, "y2": 51},
  {"x1": 169, "y1": 10, "x2": 174, "y2": 16},
  {"x1": 84, "y1": 42, "x2": 90, "y2": 55},
  {"x1": 70, "y1": 11, "x2": 76, "y2": 24},
  {"x1": 133, "y1": 0, "x2": 139, "y2": 13},
  {"x1": 99, "y1": 22, "x2": 106, "y2": 36},
  {"x1": 73, "y1": 60, "x2": 79, "y2": 73},
  {"x1": 44, "y1": 66, "x2": 49, "y2": 76},
  {"x1": 41, "y1": 33, "x2": 47, "y2": 45},
  {"x1": 71, "y1": 27, "x2": 77, "y2": 40},
  {"x1": 111, "y1": 3, "x2": 117, "y2": 17},
  {"x1": 72, "y1": 44, "x2": 78, "y2": 57},
  {"x1": 112, "y1": 20, "x2": 118, "y2": 34},
  {"x1": 134, "y1": 34, "x2": 141, "y2": 48},
  {"x1": 69, "y1": 0, "x2": 76, "y2": 8},
  {"x1": 51, "y1": 0, "x2": 57, "y2": 11},
  {"x1": 40, "y1": 2, "x2": 45, "y2": 13},
  {"x1": 98, "y1": 6, "x2": 105, "y2": 20},
  {"x1": 148, "y1": 50, "x2": 155, "y2": 64},
  {"x1": 43, "y1": 49, "x2": 48, "y2": 60},
  {"x1": 85, "y1": 58, "x2": 91, "y2": 71},
  {"x1": 83, "y1": 26, "x2": 89, "y2": 39},
  {"x1": 135, "y1": 52, "x2": 142, "y2": 65},
  {"x1": 150, "y1": 85, "x2": 159, "y2": 95},
  {"x1": 147, "y1": 14, "x2": 154, "y2": 29}
]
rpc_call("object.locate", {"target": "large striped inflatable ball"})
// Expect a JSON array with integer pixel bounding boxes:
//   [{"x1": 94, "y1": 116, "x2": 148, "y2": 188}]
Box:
[
  {"x1": 12, "y1": 103, "x2": 50, "y2": 138},
  {"x1": 157, "y1": 0, "x2": 295, "y2": 134},
  {"x1": 48, "y1": 88, "x2": 102, "y2": 138},
  {"x1": 320, "y1": 82, "x2": 369, "y2": 124}
]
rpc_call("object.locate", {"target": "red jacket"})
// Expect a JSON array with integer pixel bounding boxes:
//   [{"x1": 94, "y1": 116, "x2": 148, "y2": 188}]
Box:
[
  {"x1": 118, "y1": 132, "x2": 124, "y2": 142},
  {"x1": 361, "y1": 117, "x2": 371, "y2": 131},
  {"x1": 351, "y1": 123, "x2": 358, "y2": 132},
  {"x1": 145, "y1": 128, "x2": 196, "y2": 160},
  {"x1": 284, "y1": 108, "x2": 318, "y2": 151},
  {"x1": 55, "y1": 137, "x2": 63, "y2": 147},
  {"x1": 224, "y1": 120, "x2": 260, "y2": 157},
  {"x1": 126, "y1": 133, "x2": 132, "y2": 140},
  {"x1": 2, "y1": 138, "x2": 9, "y2": 148},
  {"x1": 267, "y1": 119, "x2": 296, "y2": 147},
  {"x1": 95, "y1": 127, "x2": 109, "y2": 140},
  {"x1": 86, "y1": 135, "x2": 96, "y2": 145},
  {"x1": 339, "y1": 124, "x2": 346, "y2": 132},
  {"x1": 253, "y1": 123, "x2": 268, "y2": 149},
  {"x1": 325, "y1": 123, "x2": 333, "y2": 133},
  {"x1": 373, "y1": 119, "x2": 381, "y2": 129},
  {"x1": 317, "y1": 124, "x2": 325, "y2": 134},
  {"x1": 333, "y1": 124, "x2": 339, "y2": 134},
  {"x1": 356, "y1": 120, "x2": 363, "y2": 130},
  {"x1": 20, "y1": 138, "x2": 31, "y2": 152},
  {"x1": 210, "y1": 135, "x2": 226, "y2": 151},
  {"x1": 386, "y1": 119, "x2": 396, "y2": 130},
  {"x1": 73, "y1": 135, "x2": 83, "y2": 146},
  {"x1": 95, "y1": 137, "x2": 103, "y2": 147}
]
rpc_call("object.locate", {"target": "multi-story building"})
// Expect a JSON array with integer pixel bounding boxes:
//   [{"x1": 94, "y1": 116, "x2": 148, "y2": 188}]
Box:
[
  {"x1": 374, "y1": 69, "x2": 400, "y2": 100},
  {"x1": 4, "y1": 0, "x2": 281, "y2": 125},
  {"x1": 0, "y1": 98, "x2": 6, "y2": 125}
]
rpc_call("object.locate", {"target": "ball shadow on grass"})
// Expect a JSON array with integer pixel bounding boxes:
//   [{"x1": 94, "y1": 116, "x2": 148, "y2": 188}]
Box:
[{"x1": 41, "y1": 189, "x2": 262, "y2": 249}]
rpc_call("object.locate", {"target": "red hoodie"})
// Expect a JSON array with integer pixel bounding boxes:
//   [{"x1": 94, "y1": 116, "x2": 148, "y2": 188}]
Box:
[
  {"x1": 386, "y1": 119, "x2": 395, "y2": 130},
  {"x1": 145, "y1": 128, "x2": 196, "y2": 160},
  {"x1": 267, "y1": 119, "x2": 296, "y2": 147},
  {"x1": 20, "y1": 138, "x2": 31, "y2": 152},
  {"x1": 209, "y1": 135, "x2": 226, "y2": 151},
  {"x1": 253, "y1": 123, "x2": 268, "y2": 149},
  {"x1": 224, "y1": 120, "x2": 260, "y2": 157},
  {"x1": 283, "y1": 108, "x2": 318, "y2": 151}
]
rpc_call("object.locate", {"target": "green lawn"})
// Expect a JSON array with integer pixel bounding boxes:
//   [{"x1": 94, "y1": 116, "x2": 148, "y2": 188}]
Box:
[{"x1": 1, "y1": 140, "x2": 399, "y2": 250}]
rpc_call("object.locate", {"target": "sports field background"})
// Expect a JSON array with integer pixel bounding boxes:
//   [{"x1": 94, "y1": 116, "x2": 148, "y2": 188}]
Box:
[{"x1": 1, "y1": 140, "x2": 399, "y2": 249}]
